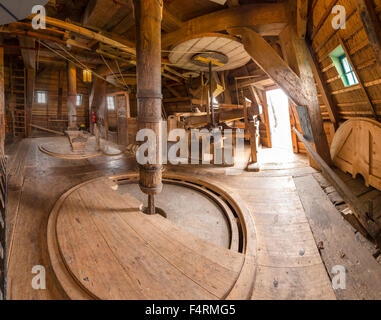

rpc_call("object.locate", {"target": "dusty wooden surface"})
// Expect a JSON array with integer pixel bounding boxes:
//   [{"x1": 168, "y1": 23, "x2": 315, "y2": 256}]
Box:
[
  {"x1": 5, "y1": 138, "x2": 381, "y2": 300},
  {"x1": 6, "y1": 137, "x2": 137, "y2": 300},
  {"x1": 295, "y1": 175, "x2": 381, "y2": 300}
]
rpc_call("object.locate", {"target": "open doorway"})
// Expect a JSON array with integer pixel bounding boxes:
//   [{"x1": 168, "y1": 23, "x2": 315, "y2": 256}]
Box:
[
  {"x1": 266, "y1": 89, "x2": 293, "y2": 152},
  {"x1": 255, "y1": 88, "x2": 308, "y2": 168}
]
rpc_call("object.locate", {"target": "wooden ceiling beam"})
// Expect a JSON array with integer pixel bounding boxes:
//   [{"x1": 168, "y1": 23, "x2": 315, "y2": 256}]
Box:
[
  {"x1": 36, "y1": 16, "x2": 136, "y2": 56},
  {"x1": 227, "y1": 0, "x2": 240, "y2": 7},
  {"x1": 296, "y1": 0, "x2": 309, "y2": 39},
  {"x1": 354, "y1": 0, "x2": 381, "y2": 73},
  {"x1": 162, "y1": 3, "x2": 289, "y2": 48},
  {"x1": 229, "y1": 75, "x2": 270, "y2": 90},
  {"x1": 82, "y1": 0, "x2": 125, "y2": 30},
  {"x1": 162, "y1": 5, "x2": 183, "y2": 33},
  {"x1": 17, "y1": 36, "x2": 36, "y2": 70},
  {"x1": 307, "y1": 45, "x2": 340, "y2": 129}
]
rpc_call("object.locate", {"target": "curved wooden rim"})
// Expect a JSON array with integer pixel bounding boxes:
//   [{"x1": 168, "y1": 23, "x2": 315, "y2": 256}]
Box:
[
  {"x1": 47, "y1": 173, "x2": 258, "y2": 300},
  {"x1": 331, "y1": 117, "x2": 381, "y2": 160},
  {"x1": 169, "y1": 32, "x2": 243, "y2": 50},
  {"x1": 39, "y1": 144, "x2": 102, "y2": 160}
]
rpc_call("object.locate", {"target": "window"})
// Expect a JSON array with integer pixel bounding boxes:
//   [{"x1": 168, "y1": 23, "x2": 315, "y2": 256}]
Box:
[
  {"x1": 36, "y1": 91, "x2": 47, "y2": 104},
  {"x1": 339, "y1": 55, "x2": 358, "y2": 86},
  {"x1": 329, "y1": 45, "x2": 359, "y2": 87},
  {"x1": 76, "y1": 94, "x2": 83, "y2": 107},
  {"x1": 107, "y1": 96, "x2": 115, "y2": 110}
]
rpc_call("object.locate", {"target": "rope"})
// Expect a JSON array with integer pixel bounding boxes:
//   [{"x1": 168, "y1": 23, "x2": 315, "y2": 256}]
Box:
[
  {"x1": 114, "y1": 59, "x2": 128, "y2": 88},
  {"x1": 40, "y1": 41, "x2": 120, "y2": 87},
  {"x1": 99, "y1": 53, "x2": 128, "y2": 89}
]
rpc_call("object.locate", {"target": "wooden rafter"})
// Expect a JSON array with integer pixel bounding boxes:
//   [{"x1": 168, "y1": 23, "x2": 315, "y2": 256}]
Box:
[
  {"x1": 43, "y1": 16, "x2": 136, "y2": 56},
  {"x1": 354, "y1": 0, "x2": 381, "y2": 73},
  {"x1": 307, "y1": 44, "x2": 340, "y2": 128},
  {"x1": 310, "y1": 0, "x2": 339, "y2": 40},
  {"x1": 339, "y1": 36, "x2": 378, "y2": 121},
  {"x1": 228, "y1": 26, "x2": 332, "y2": 165},
  {"x1": 227, "y1": 0, "x2": 240, "y2": 7},
  {"x1": 296, "y1": 0, "x2": 309, "y2": 39},
  {"x1": 162, "y1": 3, "x2": 289, "y2": 48}
]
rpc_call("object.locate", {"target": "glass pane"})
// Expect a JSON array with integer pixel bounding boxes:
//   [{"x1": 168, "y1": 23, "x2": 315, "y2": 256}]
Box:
[
  {"x1": 347, "y1": 73, "x2": 355, "y2": 86},
  {"x1": 342, "y1": 57, "x2": 352, "y2": 73},
  {"x1": 350, "y1": 72, "x2": 359, "y2": 85},
  {"x1": 76, "y1": 95, "x2": 82, "y2": 106},
  {"x1": 107, "y1": 96, "x2": 115, "y2": 110},
  {"x1": 37, "y1": 92, "x2": 46, "y2": 104}
]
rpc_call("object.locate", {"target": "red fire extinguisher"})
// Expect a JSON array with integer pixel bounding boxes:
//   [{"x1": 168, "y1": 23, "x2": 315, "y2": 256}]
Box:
[{"x1": 92, "y1": 112, "x2": 97, "y2": 124}]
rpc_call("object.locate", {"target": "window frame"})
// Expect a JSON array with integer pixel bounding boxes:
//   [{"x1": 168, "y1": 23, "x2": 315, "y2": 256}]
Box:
[
  {"x1": 339, "y1": 55, "x2": 358, "y2": 87},
  {"x1": 36, "y1": 91, "x2": 48, "y2": 104},
  {"x1": 76, "y1": 94, "x2": 83, "y2": 107},
  {"x1": 107, "y1": 96, "x2": 116, "y2": 111}
]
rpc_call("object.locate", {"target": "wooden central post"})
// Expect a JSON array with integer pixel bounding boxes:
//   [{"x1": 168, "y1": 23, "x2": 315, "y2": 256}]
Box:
[
  {"x1": 134, "y1": 0, "x2": 163, "y2": 214},
  {"x1": 67, "y1": 61, "x2": 77, "y2": 130}
]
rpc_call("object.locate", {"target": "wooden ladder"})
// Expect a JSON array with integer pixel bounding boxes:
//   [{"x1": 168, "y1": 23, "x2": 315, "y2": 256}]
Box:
[
  {"x1": 10, "y1": 64, "x2": 27, "y2": 138},
  {"x1": 0, "y1": 155, "x2": 7, "y2": 300}
]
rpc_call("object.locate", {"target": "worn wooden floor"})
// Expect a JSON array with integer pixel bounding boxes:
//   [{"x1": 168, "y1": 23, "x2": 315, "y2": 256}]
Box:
[{"x1": 5, "y1": 137, "x2": 381, "y2": 300}]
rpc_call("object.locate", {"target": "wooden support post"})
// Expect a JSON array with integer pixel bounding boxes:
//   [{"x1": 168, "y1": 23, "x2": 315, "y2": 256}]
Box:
[
  {"x1": 95, "y1": 124, "x2": 100, "y2": 151},
  {"x1": 296, "y1": 0, "x2": 309, "y2": 39},
  {"x1": 114, "y1": 92, "x2": 130, "y2": 146},
  {"x1": 261, "y1": 89, "x2": 272, "y2": 148},
  {"x1": 222, "y1": 71, "x2": 232, "y2": 105},
  {"x1": 134, "y1": 0, "x2": 163, "y2": 214},
  {"x1": 67, "y1": 61, "x2": 77, "y2": 130},
  {"x1": 244, "y1": 98, "x2": 258, "y2": 165},
  {"x1": 90, "y1": 77, "x2": 107, "y2": 140},
  {"x1": 209, "y1": 62, "x2": 215, "y2": 127},
  {"x1": 57, "y1": 70, "x2": 63, "y2": 120},
  {"x1": 25, "y1": 69, "x2": 35, "y2": 137},
  {"x1": 0, "y1": 45, "x2": 4, "y2": 153}
]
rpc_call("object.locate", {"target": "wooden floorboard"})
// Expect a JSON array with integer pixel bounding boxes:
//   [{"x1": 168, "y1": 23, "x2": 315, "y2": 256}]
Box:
[
  {"x1": 295, "y1": 175, "x2": 381, "y2": 300},
  {"x1": 5, "y1": 138, "x2": 380, "y2": 300}
]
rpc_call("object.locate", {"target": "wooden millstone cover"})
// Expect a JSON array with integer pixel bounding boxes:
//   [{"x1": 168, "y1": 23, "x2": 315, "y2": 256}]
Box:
[{"x1": 331, "y1": 118, "x2": 381, "y2": 191}]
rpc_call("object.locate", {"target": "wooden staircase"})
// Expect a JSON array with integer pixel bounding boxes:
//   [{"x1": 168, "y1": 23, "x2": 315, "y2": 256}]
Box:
[{"x1": 9, "y1": 64, "x2": 27, "y2": 138}]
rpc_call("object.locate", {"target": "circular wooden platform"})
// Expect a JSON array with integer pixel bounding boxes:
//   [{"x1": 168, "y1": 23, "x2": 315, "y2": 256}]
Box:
[
  {"x1": 47, "y1": 173, "x2": 257, "y2": 300},
  {"x1": 39, "y1": 136, "x2": 122, "y2": 160},
  {"x1": 168, "y1": 34, "x2": 251, "y2": 72}
]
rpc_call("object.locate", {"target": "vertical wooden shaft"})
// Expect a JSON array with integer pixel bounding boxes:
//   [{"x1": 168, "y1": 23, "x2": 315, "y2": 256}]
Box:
[
  {"x1": 209, "y1": 62, "x2": 215, "y2": 127},
  {"x1": 148, "y1": 195, "x2": 155, "y2": 215},
  {"x1": 134, "y1": 0, "x2": 163, "y2": 205},
  {"x1": 57, "y1": 70, "x2": 63, "y2": 120},
  {"x1": 91, "y1": 77, "x2": 107, "y2": 139},
  {"x1": 67, "y1": 61, "x2": 77, "y2": 130}
]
